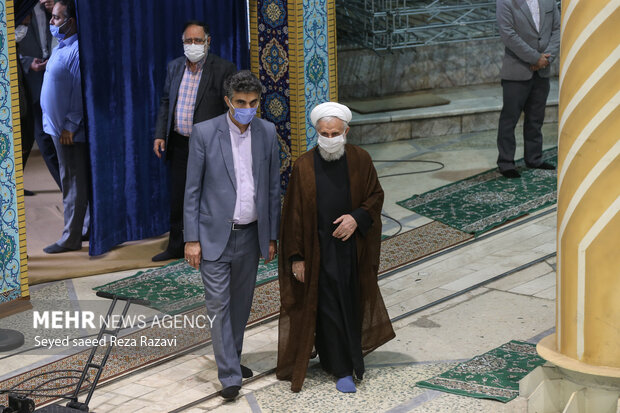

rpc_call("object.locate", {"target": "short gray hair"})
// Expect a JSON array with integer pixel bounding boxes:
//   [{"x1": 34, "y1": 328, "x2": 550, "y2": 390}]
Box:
[{"x1": 316, "y1": 116, "x2": 348, "y2": 130}]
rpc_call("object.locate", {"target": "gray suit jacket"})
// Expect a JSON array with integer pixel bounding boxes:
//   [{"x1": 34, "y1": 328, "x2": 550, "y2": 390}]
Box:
[
  {"x1": 183, "y1": 113, "x2": 281, "y2": 261},
  {"x1": 154, "y1": 53, "x2": 236, "y2": 145},
  {"x1": 17, "y1": 7, "x2": 53, "y2": 102},
  {"x1": 496, "y1": 0, "x2": 560, "y2": 80}
]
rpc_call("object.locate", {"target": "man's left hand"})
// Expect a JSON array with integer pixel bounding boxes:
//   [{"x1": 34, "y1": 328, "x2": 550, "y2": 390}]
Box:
[
  {"x1": 185, "y1": 241, "x2": 201, "y2": 270},
  {"x1": 332, "y1": 214, "x2": 357, "y2": 241},
  {"x1": 264, "y1": 240, "x2": 277, "y2": 264},
  {"x1": 531, "y1": 53, "x2": 551, "y2": 71},
  {"x1": 60, "y1": 130, "x2": 74, "y2": 145}
]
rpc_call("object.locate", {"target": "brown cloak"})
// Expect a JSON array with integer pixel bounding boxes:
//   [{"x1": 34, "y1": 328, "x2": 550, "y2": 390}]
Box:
[{"x1": 276, "y1": 144, "x2": 395, "y2": 392}]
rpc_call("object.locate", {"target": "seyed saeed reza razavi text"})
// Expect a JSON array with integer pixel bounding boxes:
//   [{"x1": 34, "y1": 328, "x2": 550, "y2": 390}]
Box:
[{"x1": 35, "y1": 334, "x2": 180, "y2": 349}]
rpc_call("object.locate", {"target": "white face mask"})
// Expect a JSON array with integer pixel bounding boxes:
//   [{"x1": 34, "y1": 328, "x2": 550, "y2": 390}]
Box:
[
  {"x1": 184, "y1": 43, "x2": 206, "y2": 63},
  {"x1": 15, "y1": 25, "x2": 28, "y2": 43},
  {"x1": 317, "y1": 134, "x2": 345, "y2": 153}
]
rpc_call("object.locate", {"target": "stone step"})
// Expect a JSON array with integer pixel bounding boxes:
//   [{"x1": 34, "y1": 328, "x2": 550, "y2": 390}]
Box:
[{"x1": 347, "y1": 79, "x2": 559, "y2": 145}]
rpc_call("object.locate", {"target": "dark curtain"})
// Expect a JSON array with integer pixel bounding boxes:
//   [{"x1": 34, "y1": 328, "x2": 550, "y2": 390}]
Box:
[
  {"x1": 76, "y1": 0, "x2": 249, "y2": 255},
  {"x1": 14, "y1": 0, "x2": 38, "y2": 24}
]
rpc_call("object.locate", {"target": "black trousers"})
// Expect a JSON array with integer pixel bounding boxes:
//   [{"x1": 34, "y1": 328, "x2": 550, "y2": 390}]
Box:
[
  {"x1": 34, "y1": 102, "x2": 62, "y2": 189},
  {"x1": 497, "y1": 72, "x2": 550, "y2": 172},
  {"x1": 20, "y1": 98, "x2": 35, "y2": 168},
  {"x1": 166, "y1": 131, "x2": 189, "y2": 255}
]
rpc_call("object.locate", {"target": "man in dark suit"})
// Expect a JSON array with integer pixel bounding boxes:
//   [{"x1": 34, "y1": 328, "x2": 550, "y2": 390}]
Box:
[
  {"x1": 15, "y1": 20, "x2": 34, "y2": 190},
  {"x1": 496, "y1": 0, "x2": 560, "y2": 178},
  {"x1": 152, "y1": 20, "x2": 236, "y2": 261},
  {"x1": 184, "y1": 70, "x2": 280, "y2": 400},
  {"x1": 17, "y1": 1, "x2": 61, "y2": 189}
]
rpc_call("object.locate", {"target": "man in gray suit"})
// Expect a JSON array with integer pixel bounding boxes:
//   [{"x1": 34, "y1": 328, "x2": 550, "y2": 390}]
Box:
[
  {"x1": 496, "y1": 0, "x2": 560, "y2": 178},
  {"x1": 152, "y1": 20, "x2": 236, "y2": 261},
  {"x1": 184, "y1": 70, "x2": 280, "y2": 400}
]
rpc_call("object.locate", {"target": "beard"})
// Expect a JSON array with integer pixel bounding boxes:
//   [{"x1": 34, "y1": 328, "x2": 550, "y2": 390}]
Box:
[{"x1": 317, "y1": 141, "x2": 346, "y2": 162}]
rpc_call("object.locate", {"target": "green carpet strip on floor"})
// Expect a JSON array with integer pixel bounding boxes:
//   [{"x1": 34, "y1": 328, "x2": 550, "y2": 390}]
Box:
[
  {"x1": 397, "y1": 147, "x2": 557, "y2": 235},
  {"x1": 93, "y1": 257, "x2": 278, "y2": 314},
  {"x1": 416, "y1": 340, "x2": 546, "y2": 402},
  {"x1": 93, "y1": 222, "x2": 471, "y2": 315}
]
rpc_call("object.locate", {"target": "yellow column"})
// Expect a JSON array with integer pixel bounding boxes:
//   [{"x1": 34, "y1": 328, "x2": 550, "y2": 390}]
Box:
[{"x1": 537, "y1": 0, "x2": 620, "y2": 377}]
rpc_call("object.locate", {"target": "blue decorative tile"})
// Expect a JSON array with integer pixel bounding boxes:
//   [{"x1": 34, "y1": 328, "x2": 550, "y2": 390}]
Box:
[
  {"x1": 303, "y1": 0, "x2": 330, "y2": 149},
  {"x1": 261, "y1": 0, "x2": 287, "y2": 28},
  {"x1": 0, "y1": 0, "x2": 22, "y2": 303},
  {"x1": 257, "y1": 0, "x2": 291, "y2": 192}
]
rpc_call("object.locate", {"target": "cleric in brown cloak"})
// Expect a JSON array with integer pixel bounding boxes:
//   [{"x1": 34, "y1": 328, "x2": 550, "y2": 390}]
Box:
[{"x1": 276, "y1": 102, "x2": 395, "y2": 393}]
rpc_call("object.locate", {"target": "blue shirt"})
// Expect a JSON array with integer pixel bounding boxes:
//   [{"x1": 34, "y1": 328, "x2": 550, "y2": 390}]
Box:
[{"x1": 41, "y1": 34, "x2": 84, "y2": 141}]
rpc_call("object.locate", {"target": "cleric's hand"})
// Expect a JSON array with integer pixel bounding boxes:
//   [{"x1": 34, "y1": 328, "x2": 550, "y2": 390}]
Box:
[
  {"x1": 292, "y1": 261, "x2": 305, "y2": 283},
  {"x1": 332, "y1": 214, "x2": 357, "y2": 241}
]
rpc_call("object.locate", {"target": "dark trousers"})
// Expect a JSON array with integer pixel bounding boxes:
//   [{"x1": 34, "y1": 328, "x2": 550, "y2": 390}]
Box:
[
  {"x1": 497, "y1": 72, "x2": 550, "y2": 171},
  {"x1": 21, "y1": 104, "x2": 35, "y2": 168},
  {"x1": 34, "y1": 103, "x2": 62, "y2": 189},
  {"x1": 166, "y1": 131, "x2": 189, "y2": 255}
]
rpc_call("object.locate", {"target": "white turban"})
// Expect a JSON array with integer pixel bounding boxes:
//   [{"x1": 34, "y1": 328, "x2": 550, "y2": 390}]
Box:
[{"x1": 310, "y1": 102, "x2": 352, "y2": 127}]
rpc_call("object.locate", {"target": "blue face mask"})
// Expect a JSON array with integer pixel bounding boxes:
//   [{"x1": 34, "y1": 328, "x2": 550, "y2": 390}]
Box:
[
  {"x1": 231, "y1": 104, "x2": 257, "y2": 125},
  {"x1": 49, "y1": 19, "x2": 70, "y2": 41}
]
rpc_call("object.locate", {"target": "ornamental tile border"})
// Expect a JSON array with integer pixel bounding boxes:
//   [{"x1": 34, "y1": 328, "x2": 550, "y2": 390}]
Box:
[
  {"x1": 0, "y1": 0, "x2": 25, "y2": 303},
  {"x1": 256, "y1": 0, "x2": 292, "y2": 193},
  {"x1": 252, "y1": 0, "x2": 336, "y2": 188},
  {"x1": 302, "y1": 0, "x2": 330, "y2": 149}
]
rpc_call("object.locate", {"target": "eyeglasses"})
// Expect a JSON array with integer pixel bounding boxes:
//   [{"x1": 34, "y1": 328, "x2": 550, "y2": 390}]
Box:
[{"x1": 183, "y1": 38, "x2": 206, "y2": 45}]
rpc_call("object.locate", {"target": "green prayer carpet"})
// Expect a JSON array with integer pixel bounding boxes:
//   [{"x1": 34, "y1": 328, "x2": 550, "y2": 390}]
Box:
[
  {"x1": 417, "y1": 340, "x2": 546, "y2": 402},
  {"x1": 94, "y1": 222, "x2": 472, "y2": 315},
  {"x1": 93, "y1": 257, "x2": 278, "y2": 315},
  {"x1": 397, "y1": 147, "x2": 557, "y2": 235}
]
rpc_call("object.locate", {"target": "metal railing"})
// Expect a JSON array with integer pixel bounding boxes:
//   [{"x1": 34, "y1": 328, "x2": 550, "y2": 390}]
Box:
[{"x1": 337, "y1": 0, "x2": 561, "y2": 51}]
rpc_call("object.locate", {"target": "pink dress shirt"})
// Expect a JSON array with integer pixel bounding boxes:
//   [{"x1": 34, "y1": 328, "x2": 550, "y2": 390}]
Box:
[
  {"x1": 226, "y1": 114, "x2": 257, "y2": 224},
  {"x1": 174, "y1": 58, "x2": 205, "y2": 137}
]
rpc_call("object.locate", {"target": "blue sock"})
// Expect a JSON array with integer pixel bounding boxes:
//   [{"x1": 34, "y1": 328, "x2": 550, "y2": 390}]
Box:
[{"x1": 336, "y1": 376, "x2": 356, "y2": 393}]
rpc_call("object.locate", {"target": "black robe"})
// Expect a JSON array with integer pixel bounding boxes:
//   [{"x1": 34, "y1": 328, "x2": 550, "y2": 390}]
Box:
[{"x1": 313, "y1": 151, "x2": 372, "y2": 379}]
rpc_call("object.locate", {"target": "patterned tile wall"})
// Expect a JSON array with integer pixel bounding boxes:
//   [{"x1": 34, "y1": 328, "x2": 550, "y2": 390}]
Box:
[
  {"x1": 0, "y1": 0, "x2": 28, "y2": 304},
  {"x1": 302, "y1": 0, "x2": 330, "y2": 149},
  {"x1": 251, "y1": 0, "x2": 337, "y2": 193},
  {"x1": 253, "y1": 0, "x2": 292, "y2": 192}
]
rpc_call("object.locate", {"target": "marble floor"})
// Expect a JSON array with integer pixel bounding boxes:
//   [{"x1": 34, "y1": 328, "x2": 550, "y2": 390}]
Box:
[{"x1": 2, "y1": 122, "x2": 560, "y2": 412}]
